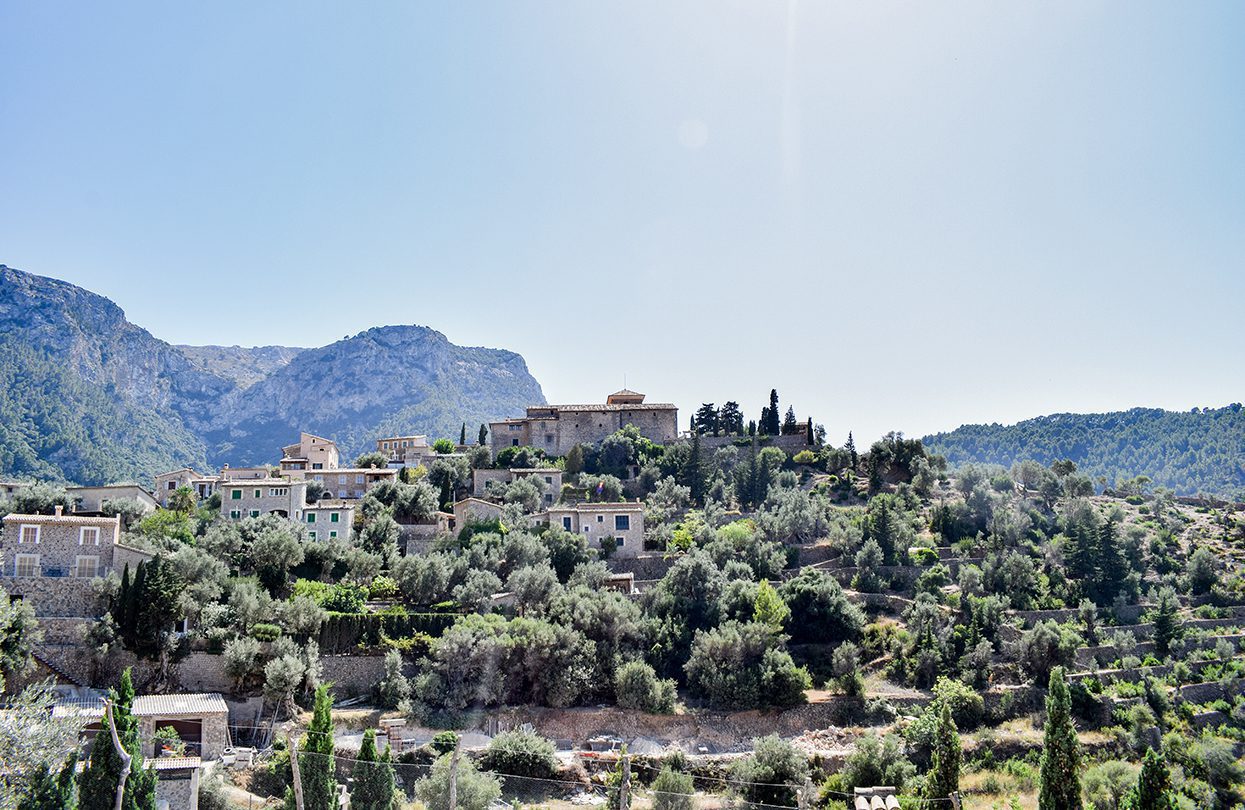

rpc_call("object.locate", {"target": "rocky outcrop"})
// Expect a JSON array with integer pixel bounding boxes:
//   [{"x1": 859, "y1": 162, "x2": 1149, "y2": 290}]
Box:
[{"x1": 0, "y1": 265, "x2": 546, "y2": 484}]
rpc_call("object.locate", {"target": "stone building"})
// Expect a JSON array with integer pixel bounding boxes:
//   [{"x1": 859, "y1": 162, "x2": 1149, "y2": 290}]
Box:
[
  {"x1": 309, "y1": 468, "x2": 397, "y2": 500},
  {"x1": 153, "y1": 468, "x2": 218, "y2": 507},
  {"x1": 489, "y1": 390, "x2": 678, "y2": 457},
  {"x1": 302, "y1": 501, "x2": 355, "y2": 542},
  {"x1": 279, "y1": 432, "x2": 341, "y2": 475},
  {"x1": 537, "y1": 501, "x2": 645, "y2": 558},
  {"x1": 376, "y1": 434, "x2": 432, "y2": 464},
  {"x1": 453, "y1": 497, "x2": 505, "y2": 527},
  {"x1": 66, "y1": 484, "x2": 158, "y2": 515},
  {"x1": 218, "y1": 465, "x2": 273, "y2": 481},
  {"x1": 219, "y1": 479, "x2": 308, "y2": 521},
  {"x1": 0, "y1": 480, "x2": 30, "y2": 499},
  {"x1": 471, "y1": 467, "x2": 563, "y2": 507},
  {"x1": 0, "y1": 507, "x2": 153, "y2": 616}
]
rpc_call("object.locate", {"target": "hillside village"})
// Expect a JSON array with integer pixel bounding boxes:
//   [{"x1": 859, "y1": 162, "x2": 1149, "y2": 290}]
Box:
[{"x1": 2, "y1": 388, "x2": 1245, "y2": 810}]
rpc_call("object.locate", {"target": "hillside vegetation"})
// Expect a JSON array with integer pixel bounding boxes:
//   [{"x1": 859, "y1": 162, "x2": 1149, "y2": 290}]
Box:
[
  {"x1": 0, "y1": 264, "x2": 545, "y2": 484},
  {"x1": 924, "y1": 405, "x2": 1245, "y2": 499}
]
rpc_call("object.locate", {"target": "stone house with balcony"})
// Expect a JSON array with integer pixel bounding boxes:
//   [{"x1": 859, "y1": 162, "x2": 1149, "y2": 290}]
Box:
[
  {"x1": 67, "y1": 484, "x2": 158, "y2": 515},
  {"x1": 1, "y1": 507, "x2": 153, "y2": 616},
  {"x1": 308, "y1": 468, "x2": 397, "y2": 500},
  {"x1": 219, "y1": 479, "x2": 309, "y2": 521},
  {"x1": 537, "y1": 501, "x2": 645, "y2": 558},
  {"x1": 279, "y1": 432, "x2": 340, "y2": 476},
  {"x1": 302, "y1": 501, "x2": 355, "y2": 542},
  {"x1": 153, "y1": 468, "x2": 219, "y2": 507},
  {"x1": 490, "y1": 390, "x2": 678, "y2": 457}
]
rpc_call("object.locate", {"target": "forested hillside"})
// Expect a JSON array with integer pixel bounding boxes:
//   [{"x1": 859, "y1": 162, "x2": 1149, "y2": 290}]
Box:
[
  {"x1": 924, "y1": 405, "x2": 1245, "y2": 499},
  {"x1": 0, "y1": 264, "x2": 545, "y2": 484}
]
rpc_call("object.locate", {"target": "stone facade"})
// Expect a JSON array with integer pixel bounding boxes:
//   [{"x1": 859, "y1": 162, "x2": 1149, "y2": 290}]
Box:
[
  {"x1": 0, "y1": 509, "x2": 151, "y2": 617},
  {"x1": 537, "y1": 502, "x2": 645, "y2": 558},
  {"x1": 135, "y1": 693, "x2": 231, "y2": 759},
  {"x1": 471, "y1": 468, "x2": 562, "y2": 507},
  {"x1": 308, "y1": 468, "x2": 396, "y2": 500},
  {"x1": 302, "y1": 501, "x2": 355, "y2": 542},
  {"x1": 152, "y1": 763, "x2": 200, "y2": 810},
  {"x1": 490, "y1": 390, "x2": 678, "y2": 457},
  {"x1": 377, "y1": 434, "x2": 432, "y2": 464},
  {"x1": 279, "y1": 432, "x2": 341, "y2": 475},
  {"x1": 67, "y1": 485, "x2": 158, "y2": 514},
  {"x1": 453, "y1": 498, "x2": 505, "y2": 527},
  {"x1": 219, "y1": 479, "x2": 308, "y2": 521},
  {"x1": 153, "y1": 469, "x2": 217, "y2": 507}
]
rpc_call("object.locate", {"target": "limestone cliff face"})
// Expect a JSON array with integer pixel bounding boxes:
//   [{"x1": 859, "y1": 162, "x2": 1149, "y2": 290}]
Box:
[{"x1": 0, "y1": 265, "x2": 545, "y2": 484}]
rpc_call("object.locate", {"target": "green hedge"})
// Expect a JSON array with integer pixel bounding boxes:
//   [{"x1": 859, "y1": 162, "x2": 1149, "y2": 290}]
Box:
[{"x1": 317, "y1": 612, "x2": 458, "y2": 653}]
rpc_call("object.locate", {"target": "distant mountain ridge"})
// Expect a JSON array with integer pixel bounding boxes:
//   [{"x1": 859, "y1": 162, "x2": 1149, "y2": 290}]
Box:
[
  {"x1": 0, "y1": 264, "x2": 545, "y2": 485},
  {"x1": 924, "y1": 405, "x2": 1245, "y2": 499}
]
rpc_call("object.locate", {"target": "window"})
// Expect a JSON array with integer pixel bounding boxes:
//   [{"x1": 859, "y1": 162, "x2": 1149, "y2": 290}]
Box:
[
  {"x1": 329, "y1": 531, "x2": 338, "y2": 538},
  {"x1": 355, "y1": 474, "x2": 364, "y2": 484},
  {"x1": 230, "y1": 510, "x2": 241, "y2": 519},
  {"x1": 338, "y1": 490, "x2": 347, "y2": 499},
  {"x1": 15, "y1": 554, "x2": 39, "y2": 577},
  {"x1": 545, "y1": 476, "x2": 552, "y2": 484},
  {"x1": 231, "y1": 489, "x2": 242, "y2": 500},
  {"x1": 249, "y1": 510, "x2": 260, "y2": 518},
  {"x1": 614, "y1": 515, "x2": 631, "y2": 531},
  {"x1": 562, "y1": 516, "x2": 572, "y2": 530},
  {"x1": 330, "y1": 513, "x2": 339, "y2": 523},
  {"x1": 307, "y1": 513, "x2": 316, "y2": 523},
  {"x1": 312, "y1": 463, "x2": 323, "y2": 470},
  {"x1": 80, "y1": 527, "x2": 100, "y2": 546},
  {"x1": 19, "y1": 525, "x2": 39, "y2": 545},
  {"x1": 74, "y1": 556, "x2": 99, "y2": 578},
  {"x1": 308, "y1": 531, "x2": 317, "y2": 540},
  {"x1": 253, "y1": 489, "x2": 261, "y2": 498},
  {"x1": 545, "y1": 434, "x2": 554, "y2": 444},
  {"x1": 617, "y1": 537, "x2": 625, "y2": 547},
  {"x1": 512, "y1": 439, "x2": 519, "y2": 447},
  {"x1": 314, "y1": 474, "x2": 323, "y2": 482},
  {"x1": 167, "y1": 481, "x2": 176, "y2": 491},
  {"x1": 597, "y1": 515, "x2": 604, "y2": 523},
  {"x1": 545, "y1": 494, "x2": 553, "y2": 505}
]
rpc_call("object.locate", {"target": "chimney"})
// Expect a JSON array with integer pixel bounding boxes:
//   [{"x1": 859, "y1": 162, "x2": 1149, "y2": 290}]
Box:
[{"x1": 54, "y1": 505, "x2": 63, "y2": 517}]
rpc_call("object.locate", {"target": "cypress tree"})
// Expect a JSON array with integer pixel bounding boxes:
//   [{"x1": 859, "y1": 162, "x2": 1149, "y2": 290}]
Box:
[
  {"x1": 122, "y1": 562, "x2": 146, "y2": 648},
  {"x1": 1135, "y1": 747, "x2": 1174, "y2": 810},
  {"x1": 683, "y1": 433, "x2": 706, "y2": 504},
  {"x1": 1038, "y1": 667, "x2": 1082, "y2": 810},
  {"x1": 805, "y1": 417, "x2": 814, "y2": 445},
  {"x1": 459, "y1": 423, "x2": 466, "y2": 445},
  {"x1": 924, "y1": 702, "x2": 961, "y2": 803},
  {"x1": 478, "y1": 424, "x2": 487, "y2": 446},
  {"x1": 438, "y1": 478, "x2": 452, "y2": 512},
  {"x1": 1152, "y1": 587, "x2": 1180, "y2": 657},
  {"x1": 351, "y1": 729, "x2": 396, "y2": 810},
  {"x1": 301, "y1": 685, "x2": 338, "y2": 810},
  {"x1": 19, "y1": 752, "x2": 78, "y2": 810},
  {"x1": 115, "y1": 565, "x2": 133, "y2": 647},
  {"x1": 766, "y1": 389, "x2": 781, "y2": 435},
  {"x1": 79, "y1": 669, "x2": 157, "y2": 810}
]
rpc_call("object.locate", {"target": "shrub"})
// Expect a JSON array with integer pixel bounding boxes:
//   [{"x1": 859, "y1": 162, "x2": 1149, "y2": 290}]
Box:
[
  {"x1": 730, "y1": 735, "x2": 807, "y2": 809},
  {"x1": 614, "y1": 660, "x2": 677, "y2": 714},
  {"x1": 368, "y1": 576, "x2": 399, "y2": 601},
  {"x1": 792, "y1": 450, "x2": 816, "y2": 465},
  {"x1": 650, "y1": 766, "x2": 694, "y2": 810},
  {"x1": 432, "y1": 438, "x2": 456, "y2": 454},
  {"x1": 479, "y1": 729, "x2": 557, "y2": 779},
  {"x1": 415, "y1": 753, "x2": 500, "y2": 810},
  {"x1": 251, "y1": 623, "x2": 282, "y2": 642},
  {"x1": 430, "y1": 731, "x2": 459, "y2": 755},
  {"x1": 322, "y1": 582, "x2": 367, "y2": 613}
]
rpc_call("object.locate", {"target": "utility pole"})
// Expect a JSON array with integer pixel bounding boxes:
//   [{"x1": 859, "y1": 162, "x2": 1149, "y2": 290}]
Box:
[
  {"x1": 289, "y1": 734, "x2": 306, "y2": 810},
  {"x1": 619, "y1": 746, "x2": 631, "y2": 810},
  {"x1": 104, "y1": 700, "x2": 132, "y2": 810},
  {"x1": 448, "y1": 742, "x2": 460, "y2": 810}
]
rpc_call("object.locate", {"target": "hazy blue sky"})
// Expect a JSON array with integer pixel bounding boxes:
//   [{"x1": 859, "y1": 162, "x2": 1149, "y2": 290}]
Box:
[{"x1": 2, "y1": 2, "x2": 1242, "y2": 443}]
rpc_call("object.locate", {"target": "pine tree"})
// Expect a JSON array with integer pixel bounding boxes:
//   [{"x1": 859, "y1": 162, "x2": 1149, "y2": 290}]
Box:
[
  {"x1": 694, "y1": 403, "x2": 719, "y2": 436},
  {"x1": 478, "y1": 424, "x2": 488, "y2": 446},
  {"x1": 683, "y1": 433, "x2": 706, "y2": 504},
  {"x1": 1134, "y1": 747, "x2": 1174, "y2": 810},
  {"x1": 1152, "y1": 587, "x2": 1180, "y2": 657},
  {"x1": 301, "y1": 685, "x2": 338, "y2": 810},
  {"x1": 351, "y1": 729, "x2": 396, "y2": 810},
  {"x1": 766, "y1": 389, "x2": 781, "y2": 435},
  {"x1": 1094, "y1": 516, "x2": 1127, "y2": 604},
  {"x1": 459, "y1": 423, "x2": 466, "y2": 445},
  {"x1": 1038, "y1": 667, "x2": 1082, "y2": 810},
  {"x1": 19, "y1": 752, "x2": 78, "y2": 810},
  {"x1": 924, "y1": 702, "x2": 961, "y2": 803},
  {"x1": 79, "y1": 669, "x2": 157, "y2": 810},
  {"x1": 845, "y1": 432, "x2": 858, "y2": 470},
  {"x1": 781, "y1": 406, "x2": 798, "y2": 435}
]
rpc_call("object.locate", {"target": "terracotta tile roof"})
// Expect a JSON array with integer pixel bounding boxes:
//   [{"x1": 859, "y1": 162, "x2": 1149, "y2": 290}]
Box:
[
  {"x1": 2, "y1": 512, "x2": 121, "y2": 526},
  {"x1": 529, "y1": 403, "x2": 676, "y2": 413},
  {"x1": 146, "y1": 756, "x2": 203, "y2": 771}
]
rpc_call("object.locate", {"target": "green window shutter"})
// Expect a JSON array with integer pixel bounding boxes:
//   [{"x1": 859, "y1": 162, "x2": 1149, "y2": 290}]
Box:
[{"x1": 231, "y1": 489, "x2": 242, "y2": 500}]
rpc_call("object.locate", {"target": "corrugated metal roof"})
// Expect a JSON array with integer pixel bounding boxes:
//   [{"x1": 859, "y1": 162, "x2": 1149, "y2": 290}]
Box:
[{"x1": 133, "y1": 693, "x2": 228, "y2": 716}]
